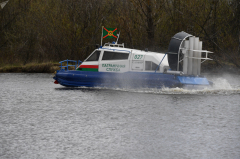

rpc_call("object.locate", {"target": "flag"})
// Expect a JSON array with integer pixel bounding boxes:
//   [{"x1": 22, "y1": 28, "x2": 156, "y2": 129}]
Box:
[
  {"x1": 0, "y1": 0, "x2": 9, "y2": 9},
  {"x1": 103, "y1": 28, "x2": 117, "y2": 39}
]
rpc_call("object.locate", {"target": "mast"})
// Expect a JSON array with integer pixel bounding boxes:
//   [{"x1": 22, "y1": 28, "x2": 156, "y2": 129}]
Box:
[{"x1": 101, "y1": 26, "x2": 103, "y2": 47}]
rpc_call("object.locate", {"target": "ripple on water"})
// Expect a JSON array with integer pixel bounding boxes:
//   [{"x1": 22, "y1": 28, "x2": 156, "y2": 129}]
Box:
[{"x1": 0, "y1": 73, "x2": 240, "y2": 159}]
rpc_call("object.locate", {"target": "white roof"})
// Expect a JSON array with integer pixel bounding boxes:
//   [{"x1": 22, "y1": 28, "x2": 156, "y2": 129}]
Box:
[{"x1": 101, "y1": 46, "x2": 165, "y2": 55}]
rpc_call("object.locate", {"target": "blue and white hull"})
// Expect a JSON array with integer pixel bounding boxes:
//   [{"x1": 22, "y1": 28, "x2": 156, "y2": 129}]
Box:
[{"x1": 53, "y1": 70, "x2": 211, "y2": 88}]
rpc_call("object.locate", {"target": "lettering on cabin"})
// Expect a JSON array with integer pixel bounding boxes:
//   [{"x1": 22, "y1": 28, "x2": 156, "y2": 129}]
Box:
[
  {"x1": 134, "y1": 55, "x2": 143, "y2": 59},
  {"x1": 102, "y1": 64, "x2": 125, "y2": 68},
  {"x1": 102, "y1": 64, "x2": 125, "y2": 72},
  {"x1": 106, "y1": 68, "x2": 120, "y2": 72}
]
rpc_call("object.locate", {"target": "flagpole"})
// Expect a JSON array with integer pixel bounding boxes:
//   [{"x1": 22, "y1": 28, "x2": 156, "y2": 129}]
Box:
[
  {"x1": 116, "y1": 31, "x2": 120, "y2": 44},
  {"x1": 101, "y1": 26, "x2": 103, "y2": 47}
]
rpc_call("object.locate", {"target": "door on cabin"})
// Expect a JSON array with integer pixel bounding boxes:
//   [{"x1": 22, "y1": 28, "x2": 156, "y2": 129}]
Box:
[{"x1": 131, "y1": 54, "x2": 145, "y2": 71}]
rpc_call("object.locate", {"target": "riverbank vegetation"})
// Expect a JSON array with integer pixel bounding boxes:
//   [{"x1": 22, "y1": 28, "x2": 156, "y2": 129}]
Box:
[
  {"x1": 0, "y1": 63, "x2": 59, "y2": 73},
  {"x1": 0, "y1": 0, "x2": 240, "y2": 72}
]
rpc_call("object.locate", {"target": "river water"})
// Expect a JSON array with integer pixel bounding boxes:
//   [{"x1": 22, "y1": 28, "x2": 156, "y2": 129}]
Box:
[{"x1": 0, "y1": 73, "x2": 240, "y2": 159}]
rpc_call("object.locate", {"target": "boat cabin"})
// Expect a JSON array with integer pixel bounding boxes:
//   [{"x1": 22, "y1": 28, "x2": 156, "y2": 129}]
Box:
[{"x1": 77, "y1": 44, "x2": 170, "y2": 73}]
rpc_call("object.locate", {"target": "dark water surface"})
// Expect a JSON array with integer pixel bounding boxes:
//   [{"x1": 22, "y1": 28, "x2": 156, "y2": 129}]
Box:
[{"x1": 1, "y1": 73, "x2": 240, "y2": 159}]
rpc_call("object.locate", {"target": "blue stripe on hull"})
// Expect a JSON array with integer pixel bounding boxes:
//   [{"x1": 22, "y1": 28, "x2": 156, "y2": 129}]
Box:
[
  {"x1": 54, "y1": 70, "x2": 210, "y2": 88},
  {"x1": 177, "y1": 76, "x2": 209, "y2": 85}
]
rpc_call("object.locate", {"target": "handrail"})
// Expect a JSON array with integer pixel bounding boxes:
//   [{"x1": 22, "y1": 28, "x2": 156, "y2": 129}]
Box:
[{"x1": 59, "y1": 59, "x2": 82, "y2": 71}]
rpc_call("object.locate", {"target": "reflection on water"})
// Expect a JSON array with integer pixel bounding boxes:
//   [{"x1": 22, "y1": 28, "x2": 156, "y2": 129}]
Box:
[{"x1": 0, "y1": 73, "x2": 240, "y2": 159}]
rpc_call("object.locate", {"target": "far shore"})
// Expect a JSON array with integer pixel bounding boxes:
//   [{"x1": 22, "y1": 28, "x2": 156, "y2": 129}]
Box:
[
  {"x1": 0, "y1": 63, "x2": 61, "y2": 73},
  {"x1": 0, "y1": 61, "x2": 239, "y2": 74}
]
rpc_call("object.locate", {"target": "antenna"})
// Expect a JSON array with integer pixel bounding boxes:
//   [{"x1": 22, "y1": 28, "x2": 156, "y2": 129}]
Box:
[
  {"x1": 101, "y1": 26, "x2": 103, "y2": 47},
  {"x1": 116, "y1": 31, "x2": 120, "y2": 44}
]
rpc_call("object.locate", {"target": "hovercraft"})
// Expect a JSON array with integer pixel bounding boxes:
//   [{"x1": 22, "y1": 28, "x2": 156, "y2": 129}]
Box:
[{"x1": 53, "y1": 31, "x2": 213, "y2": 88}]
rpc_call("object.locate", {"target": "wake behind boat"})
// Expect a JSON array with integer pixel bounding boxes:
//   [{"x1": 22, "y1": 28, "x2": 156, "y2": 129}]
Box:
[{"x1": 53, "y1": 31, "x2": 213, "y2": 88}]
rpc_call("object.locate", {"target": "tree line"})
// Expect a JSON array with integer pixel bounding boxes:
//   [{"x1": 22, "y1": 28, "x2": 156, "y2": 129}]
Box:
[{"x1": 0, "y1": 0, "x2": 239, "y2": 68}]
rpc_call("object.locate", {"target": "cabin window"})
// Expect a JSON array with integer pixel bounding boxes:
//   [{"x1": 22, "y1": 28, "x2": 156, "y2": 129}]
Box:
[
  {"x1": 102, "y1": 51, "x2": 129, "y2": 60},
  {"x1": 86, "y1": 50, "x2": 101, "y2": 61},
  {"x1": 145, "y1": 61, "x2": 159, "y2": 71}
]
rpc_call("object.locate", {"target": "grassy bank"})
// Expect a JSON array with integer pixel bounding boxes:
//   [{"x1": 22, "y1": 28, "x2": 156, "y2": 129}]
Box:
[{"x1": 0, "y1": 63, "x2": 60, "y2": 73}]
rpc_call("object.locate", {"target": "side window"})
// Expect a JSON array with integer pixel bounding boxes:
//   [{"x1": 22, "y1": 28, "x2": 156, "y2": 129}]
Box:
[
  {"x1": 145, "y1": 61, "x2": 151, "y2": 70},
  {"x1": 145, "y1": 61, "x2": 159, "y2": 71},
  {"x1": 102, "y1": 51, "x2": 129, "y2": 60},
  {"x1": 86, "y1": 50, "x2": 101, "y2": 61},
  {"x1": 152, "y1": 62, "x2": 158, "y2": 70}
]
